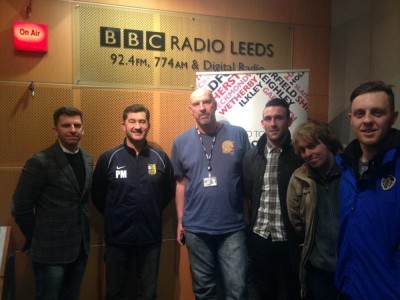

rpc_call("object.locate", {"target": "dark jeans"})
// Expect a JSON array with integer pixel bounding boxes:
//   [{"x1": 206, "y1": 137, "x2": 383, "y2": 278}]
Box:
[
  {"x1": 105, "y1": 242, "x2": 161, "y2": 300},
  {"x1": 32, "y1": 250, "x2": 88, "y2": 300},
  {"x1": 308, "y1": 267, "x2": 339, "y2": 300},
  {"x1": 248, "y1": 232, "x2": 300, "y2": 300}
]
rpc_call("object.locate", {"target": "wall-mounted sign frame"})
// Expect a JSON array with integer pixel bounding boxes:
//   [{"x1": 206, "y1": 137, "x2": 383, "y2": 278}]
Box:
[{"x1": 73, "y1": 3, "x2": 293, "y2": 90}]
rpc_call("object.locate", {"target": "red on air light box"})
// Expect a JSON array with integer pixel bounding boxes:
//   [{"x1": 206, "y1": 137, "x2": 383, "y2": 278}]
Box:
[{"x1": 13, "y1": 21, "x2": 48, "y2": 52}]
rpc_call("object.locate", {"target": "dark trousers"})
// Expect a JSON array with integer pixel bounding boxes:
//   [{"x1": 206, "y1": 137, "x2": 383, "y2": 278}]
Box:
[
  {"x1": 308, "y1": 267, "x2": 339, "y2": 300},
  {"x1": 105, "y1": 242, "x2": 161, "y2": 300},
  {"x1": 32, "y1": 249, "x2": 88, "y2": 300},
  {"x1": 248, "y1": 232, "x2": 300, "y2": 300}
]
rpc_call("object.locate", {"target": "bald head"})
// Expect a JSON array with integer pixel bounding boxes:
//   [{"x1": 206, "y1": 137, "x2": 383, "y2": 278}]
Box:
[
  {"x1": 189, "y1": 88, "x2": 218, "y2": 133},
  {"x1": 190, "y1": 88, "x2": 214, "y2": 103}
]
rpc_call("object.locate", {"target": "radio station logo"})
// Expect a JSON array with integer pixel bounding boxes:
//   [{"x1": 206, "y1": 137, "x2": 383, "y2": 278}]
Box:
[
  {"x1": 100, "y1": 27, "x2": 165, "y2": 51},
  {"x1": 99, "y1": 26, "x2": 274, "y2": 57}
]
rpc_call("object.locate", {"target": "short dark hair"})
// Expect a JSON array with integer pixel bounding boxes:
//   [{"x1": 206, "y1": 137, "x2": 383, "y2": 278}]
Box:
[
  {"x1": 264, "y1": 98, "x2": 290, "y2": 119},
  {"x1": 292, "y1": 120, "x2": 343, "y2": 155},
  {"x1": 123, "y1": 104, "x2": 150, "y2": 122},
  {"x1": 350, "y1": 81, "x2": 395, "y2": 111},
  {"x1": 53, "y1": 107, "x2": 82, "y2": 126}
]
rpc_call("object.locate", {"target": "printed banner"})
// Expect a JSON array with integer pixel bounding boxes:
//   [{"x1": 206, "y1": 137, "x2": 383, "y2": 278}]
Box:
[{"x1": 196, "y1": 70, "x2": 309, "y2": 146}]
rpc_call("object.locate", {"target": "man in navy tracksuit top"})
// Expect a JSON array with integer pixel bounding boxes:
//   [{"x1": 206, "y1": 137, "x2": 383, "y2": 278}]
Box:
[{"x1": 92, "y1": 104, "x2": 175, "y2": 300}]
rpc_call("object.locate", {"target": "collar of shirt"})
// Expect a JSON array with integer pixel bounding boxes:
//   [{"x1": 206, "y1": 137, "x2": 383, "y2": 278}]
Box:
[
  {"x1": 60, "y1": 144, "x2": 80, "y2": 154},
  {"x1": 264, "y1": 144, "x2": 282, "y2": 157}
]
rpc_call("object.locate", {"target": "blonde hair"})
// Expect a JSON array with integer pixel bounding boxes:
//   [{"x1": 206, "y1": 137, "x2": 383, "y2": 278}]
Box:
[{"x1": 292, "y1": 120, "x2": 343, "y2": 155}]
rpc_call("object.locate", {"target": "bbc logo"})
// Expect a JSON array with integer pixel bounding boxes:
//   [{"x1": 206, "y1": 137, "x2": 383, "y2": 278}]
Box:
[{"x1": 100, "y1": 27, "x2": 165, "y2": 51}]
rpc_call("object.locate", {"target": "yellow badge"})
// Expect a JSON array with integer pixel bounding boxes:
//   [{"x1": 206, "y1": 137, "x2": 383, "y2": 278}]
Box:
[
  {"x1": 381, "y1": 175, "x2": 396, "y2": 190},
  {"x1": 222, "y1": 140, "x2": 235, "y2": 154},
  {"x1": 148, "y1": 164, "x2": 156, "y2": 175}
]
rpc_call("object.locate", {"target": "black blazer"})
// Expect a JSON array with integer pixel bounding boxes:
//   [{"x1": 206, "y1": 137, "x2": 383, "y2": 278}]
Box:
[{"x1": 12, "y1": 142, "x2": 93, "y2": 264}]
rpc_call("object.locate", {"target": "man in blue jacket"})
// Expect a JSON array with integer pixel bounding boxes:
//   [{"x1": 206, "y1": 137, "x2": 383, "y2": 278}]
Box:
[
  {"x1": 335, "y1": 81, "x2": 400, "y2": 299},
  {"x1": 92, "y1": 104, "x2": 175, "y2": 300}
]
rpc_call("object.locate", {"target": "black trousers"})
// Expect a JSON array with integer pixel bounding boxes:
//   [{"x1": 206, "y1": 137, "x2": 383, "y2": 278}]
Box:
[
  {"x1": 104, "y1": 242, "x2": 161, "y2": 300},
  {"x1": 248, "y1": 232, "x2": 300, "y2": 300}
]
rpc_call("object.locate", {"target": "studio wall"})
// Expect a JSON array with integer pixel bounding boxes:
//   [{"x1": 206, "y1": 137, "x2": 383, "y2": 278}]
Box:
[
  {"x1": 330, "y1": 0, "x2": 400, "y2": 144},
  {"x1": 0, "y1": 0, "x2": 331, "y2": 299}
]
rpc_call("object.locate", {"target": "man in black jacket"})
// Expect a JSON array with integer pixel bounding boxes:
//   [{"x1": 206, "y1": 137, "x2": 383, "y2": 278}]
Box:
[
  {"x1": 243, "y1": 98, "x2": 303, "y2": 300},
  {"x1": 13, "y1": 107, "x2": 93, "y2": 300}
]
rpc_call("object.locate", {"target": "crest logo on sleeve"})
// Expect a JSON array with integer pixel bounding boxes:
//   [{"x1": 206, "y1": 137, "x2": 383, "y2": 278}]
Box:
[
  {"x1": 148, "y1": 164, "x2": 156, "y2": 175},
  {"x1": 381, "y1": 175, "x2": 396, "y2": 191},
  {"x1": 222, "y1": 140, "x2": 235, "y2": 154}
]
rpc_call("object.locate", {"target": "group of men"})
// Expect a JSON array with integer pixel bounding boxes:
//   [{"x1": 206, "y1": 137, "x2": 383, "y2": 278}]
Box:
[{"x1": 12, "y1": 80, "x2": 400, "y2": 300}]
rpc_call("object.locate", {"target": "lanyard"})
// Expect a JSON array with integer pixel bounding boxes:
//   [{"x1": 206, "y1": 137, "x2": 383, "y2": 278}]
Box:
[{"x1": 196, "y1": 127, "x2": 217, "y2": 176}]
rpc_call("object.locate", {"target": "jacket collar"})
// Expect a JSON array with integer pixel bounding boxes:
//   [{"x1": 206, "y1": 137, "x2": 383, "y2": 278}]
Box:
[
  {"x1": 256, "y1": 132, "x2": 293, "y2": 155},
  {"x1": 342, "y1": 128, "x2": 400, "y2": 173},
  {"x1": 123, "y1": 138, "x2": 149, "y2": 156}
]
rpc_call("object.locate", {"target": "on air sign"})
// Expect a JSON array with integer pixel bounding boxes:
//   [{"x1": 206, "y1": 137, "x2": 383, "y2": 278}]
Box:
[{"x1": 13, "y1": 21, "x2": 48, "y2": 52}]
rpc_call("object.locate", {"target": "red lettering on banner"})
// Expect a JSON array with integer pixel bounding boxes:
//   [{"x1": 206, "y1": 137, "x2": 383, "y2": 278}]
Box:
[
  {"x1": 215, "y1": 86, "x2": 226, "y2": 96},
  {"x1": 219, "y1": 104, "x2": 231, "y2": 115},
  {"x1": 290, "y1": 112, "x2": 298, "y2": 122},
  {"x1": 283, "y1": 73, "x2": 294, "y2": 81},
  {"x1": 213, "y1": 74, "x2": 247, "y2": 104},
  {"x1": 214, "y1": 74, "x2": 249, "y2": 103},
  {"x1": 262, "y1": 87, "x2": 277, "y2": 99},
  {"x1": 296, "y1": 96, "x2": 308, "y2": 111},
  {"x1": 258, "y1": 73, "x2": 297, "y2": 104},
  {"x1": 218, "y1": 76, "x2": 261, "y2": 113},
  {"x1": 197, "y1": 76, "x2": 209, "y2": 88},
  {"x1": 289, "y1": 72, "x2": 305, "y2": 85},
  {"x1": 295, "y1": 84, "x2": 308, "y2": 97}
]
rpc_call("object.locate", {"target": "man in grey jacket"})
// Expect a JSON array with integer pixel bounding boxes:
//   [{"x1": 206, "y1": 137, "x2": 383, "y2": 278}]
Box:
[{"x1": 12, "y1": 106, "x2": 93, "y2": 300}]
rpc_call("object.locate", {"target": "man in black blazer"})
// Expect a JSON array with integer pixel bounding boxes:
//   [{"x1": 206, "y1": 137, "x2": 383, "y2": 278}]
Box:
[{"x1": 12, "y1": 106, "x2": 93, "y2": 300}]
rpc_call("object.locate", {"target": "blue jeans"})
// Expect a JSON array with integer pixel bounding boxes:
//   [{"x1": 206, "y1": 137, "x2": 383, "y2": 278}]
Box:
[
  {"x1": 185, "y1": 230, "x2": 247, "y2": 300},
  {"x1": 32, "y1": 250, "x2": 88, "y2": 300},
  {"x1": 105, "y1": 242, "x2": 161, "y2": 300}
]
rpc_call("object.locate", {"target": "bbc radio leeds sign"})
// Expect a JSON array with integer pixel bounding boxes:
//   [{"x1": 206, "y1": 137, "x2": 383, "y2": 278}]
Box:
[
  {"x1": 100, "y1": 27, "x2": 274, "y2": 65},
  {"x1": 197, "y1": 70, "x2": 309, "y2": 146},
  {"x1": 103, "y1": 30, "x2": 274, "y2": 72},
  {"x1": 74, "y1": 3, "x2": 293, "y2": 89}
]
